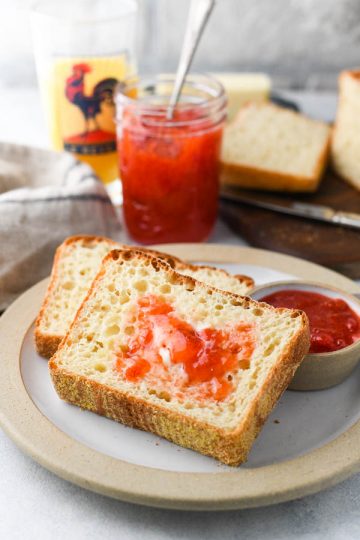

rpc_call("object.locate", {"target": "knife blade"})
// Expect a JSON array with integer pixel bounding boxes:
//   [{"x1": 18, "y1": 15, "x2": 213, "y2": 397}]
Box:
[{"x1": 220, "y1": 186, "x2": 360, "y2": 231}]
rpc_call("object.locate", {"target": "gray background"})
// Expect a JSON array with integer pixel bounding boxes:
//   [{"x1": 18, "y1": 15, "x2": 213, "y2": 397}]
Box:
[{"x1": 2, "y1": 0, "x2": 360, "y2": 91}]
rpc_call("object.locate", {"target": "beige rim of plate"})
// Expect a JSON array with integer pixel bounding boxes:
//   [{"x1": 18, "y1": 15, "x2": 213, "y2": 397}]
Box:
[{"x1": 1, "y1": 244, "x2": 360, "y2": 511}]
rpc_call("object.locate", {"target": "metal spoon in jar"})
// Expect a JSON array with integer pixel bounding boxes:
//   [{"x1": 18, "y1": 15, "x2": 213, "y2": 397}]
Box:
[{"x1": 166, "y1": 0, "x2": 216, "y2": 120}]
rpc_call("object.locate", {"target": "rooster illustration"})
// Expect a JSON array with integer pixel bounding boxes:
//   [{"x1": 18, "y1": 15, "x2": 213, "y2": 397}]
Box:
[{"x1": 65, "y1": 63, "x2": 117, "y2": 135}]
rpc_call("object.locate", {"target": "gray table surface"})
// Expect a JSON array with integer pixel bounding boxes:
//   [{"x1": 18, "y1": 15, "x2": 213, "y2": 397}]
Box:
[{"x1": 0, "y1": 88, "x2": 359, "y2": 540}]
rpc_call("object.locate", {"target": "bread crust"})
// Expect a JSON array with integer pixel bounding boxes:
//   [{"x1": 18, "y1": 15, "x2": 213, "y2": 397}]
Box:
[
  {"x1": 221, "y1": 102, "x2": 331, "y2": 193},
  {"x1": 49, "y1": 249, "x2": 310, "y2": 466},
  {"x1": 144, "y1": 249, "x2": 254, "y2": 291},
  {"x1": 221, "y1": 150, "x2": 329, "y2": 192},
  {"x1": 35, "y1": 237, "x2": 254, "y2": 358}
]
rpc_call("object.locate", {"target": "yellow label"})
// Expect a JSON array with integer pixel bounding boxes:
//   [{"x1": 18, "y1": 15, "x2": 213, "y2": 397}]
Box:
[{"x1": 41, "y1": 55, "x2": 129, "y2": 182}]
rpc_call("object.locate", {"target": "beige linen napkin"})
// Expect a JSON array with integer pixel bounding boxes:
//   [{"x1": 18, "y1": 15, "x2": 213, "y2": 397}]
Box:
[{"x1": 0, "y1": 142, "x2": 124, "y2": 311}]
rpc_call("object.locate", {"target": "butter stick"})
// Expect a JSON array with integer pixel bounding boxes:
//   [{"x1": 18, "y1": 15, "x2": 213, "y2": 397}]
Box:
[{"x1": 212, "y1": 72, "x2": 271, "y2": 121}]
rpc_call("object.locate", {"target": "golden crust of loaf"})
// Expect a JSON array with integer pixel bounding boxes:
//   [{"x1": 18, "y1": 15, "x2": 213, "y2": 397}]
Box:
[
  {"x1": 221, "y1": 102, "x2": 331, "y2": 193},
  {"x1": 221, "y1": 149, "x2": 329, "y2": 193},
  {"x1": 35, "y1": 236, "x2": 254, "y2": 358},
  {"x1": 49, "y1": 249, "x2": 309, "y2": 466}
]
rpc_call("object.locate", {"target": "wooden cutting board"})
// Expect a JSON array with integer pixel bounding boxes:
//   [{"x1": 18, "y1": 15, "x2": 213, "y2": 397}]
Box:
[{"x1": 220, "y1": 171, "x2": 360, "y2": 279}]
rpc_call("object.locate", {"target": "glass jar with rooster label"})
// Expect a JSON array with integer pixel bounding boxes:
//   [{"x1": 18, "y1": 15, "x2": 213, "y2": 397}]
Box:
[{"x1": 31, "y1": 0, "x2": 137, "y2": 184}]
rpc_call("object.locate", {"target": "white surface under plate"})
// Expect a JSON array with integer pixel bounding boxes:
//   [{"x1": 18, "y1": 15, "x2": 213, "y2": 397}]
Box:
[{"x1": 21, "y1": 263, "x2": 360, "y2": 474}]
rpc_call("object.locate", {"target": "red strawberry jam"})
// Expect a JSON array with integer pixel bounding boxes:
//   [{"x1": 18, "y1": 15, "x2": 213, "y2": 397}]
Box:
[
  {"x1": 260, "y1": 290, "x2": 360, "y2": 354},
  {"x1": 115, "y1": 295, "x2": 255, "y2": 402},
  {"x1": 118, "y1": 108, "x2": 223, "y2": 244}
]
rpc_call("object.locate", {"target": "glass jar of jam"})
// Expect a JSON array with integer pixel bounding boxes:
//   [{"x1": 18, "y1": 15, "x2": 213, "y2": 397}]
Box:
[{"x1": 115, "y1": 74, "x2": 227, "y2": 244}]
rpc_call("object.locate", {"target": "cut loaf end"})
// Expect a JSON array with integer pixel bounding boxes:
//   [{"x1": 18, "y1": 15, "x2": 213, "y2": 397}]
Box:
[
  {"x1": 221, "y1": 102, "x2": 331, "y2": 192},
  {"x1": 49, "y1": 249, "x2": 309, "y2": 466},
  {"x1": 331, "y1": 70, "x2": 360, "y2": 190}
]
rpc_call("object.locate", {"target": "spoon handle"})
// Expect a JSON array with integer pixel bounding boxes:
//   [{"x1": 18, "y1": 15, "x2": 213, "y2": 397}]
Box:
[{"x1": 166, "y1": 0, "x2": 216, "y2": 120}]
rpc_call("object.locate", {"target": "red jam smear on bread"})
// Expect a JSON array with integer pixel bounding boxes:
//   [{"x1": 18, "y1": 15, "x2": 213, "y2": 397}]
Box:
[
  {"x1": 115, "y1": 295, "x2": 255, "y2": 402},
  {"x1": 261, "y1": 290, "x2": 360, "y2": 354}
]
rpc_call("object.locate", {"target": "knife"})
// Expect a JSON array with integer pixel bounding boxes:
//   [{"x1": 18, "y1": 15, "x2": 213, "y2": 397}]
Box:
[{"x1": 220, "y1": 186, "x2": 360, "y2": 231}]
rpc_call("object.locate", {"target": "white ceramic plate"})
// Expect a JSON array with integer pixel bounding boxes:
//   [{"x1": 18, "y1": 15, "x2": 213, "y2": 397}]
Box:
[
  {"x1": 21, "y1": 263, "x2": 360, "y2": 473},
  {"x1": 2, "y1": 245, "x2": 360, "y2": 509}
]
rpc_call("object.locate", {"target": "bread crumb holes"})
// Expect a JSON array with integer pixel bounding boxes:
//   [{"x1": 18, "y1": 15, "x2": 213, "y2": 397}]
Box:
[
  {"x1": 157, "y1": 391, "x2": 171, "y2": 402},
  {"x1": 160, "y1": 283, "x2": 171, "y2": 294},
  {"x1": 94, "y1": 363, "x2": 106, "y2": 373},
  {"x1": 134, "y1": 280, "x2": 148, "y2": 292},
  {"x1": 264, "y1": 344, "x2": 275, "y2": 356},
  {"x1": 105, "y1": 324, "x2": 120, "y2": 336}
]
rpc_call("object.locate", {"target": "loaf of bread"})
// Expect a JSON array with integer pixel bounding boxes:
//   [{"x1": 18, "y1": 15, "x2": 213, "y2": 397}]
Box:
[
  {"x1": 49, "y1": 249, "x2": 309, "y2": 466},
  {"x1": 221, "y1": 102, "x2": 331, "y2": 192},
  {"x1": 35, "y1": 236, "x2": 254, "y2": 358},
  {"x1": 332, "y1": 70, "x2": 360, "y2": 190}
]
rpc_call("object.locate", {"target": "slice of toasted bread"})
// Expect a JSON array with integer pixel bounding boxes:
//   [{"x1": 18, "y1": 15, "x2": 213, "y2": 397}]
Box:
[
  {"x1": 49, "y1": 249, "x2": 309, "y2": 466},
  {"x1": 35, "y1": 236, "x2": 254, "y2": 358},
  {"x1": 331, "y1": 70, "x2": 360, "y2": 190},
  {"x1": 221, "y1": 102, "x2": 331, "y2": 192},
  {"x1": 35, "y1": 236, "x2": 119, "y2": 358}
]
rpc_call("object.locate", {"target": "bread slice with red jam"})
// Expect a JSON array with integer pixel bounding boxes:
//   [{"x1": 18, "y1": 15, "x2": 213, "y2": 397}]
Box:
[{"x1": 49, "y1": 249, "x2": 309, "y2": 466}]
